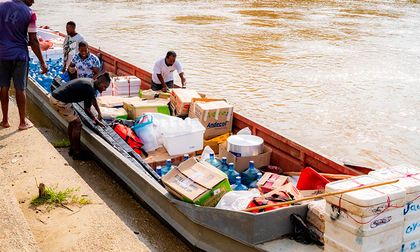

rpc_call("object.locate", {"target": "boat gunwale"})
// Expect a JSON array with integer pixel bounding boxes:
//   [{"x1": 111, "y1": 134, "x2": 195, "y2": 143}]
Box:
[{"x1": 46, "y1": 27, "x2": 361, "y2": 175}]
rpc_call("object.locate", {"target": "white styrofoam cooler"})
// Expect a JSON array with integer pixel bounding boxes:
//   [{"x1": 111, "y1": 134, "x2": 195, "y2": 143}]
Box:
[
  {"x1": 404, "y1": 214, "x2": 420, "y2": 242},
  {"x1": 326, "y1": 203, "x2": 404, "y2": 233},
  {"x1": 112, "y1": 76, "x2": 141, "y2": 96},
  {"x1": 325, "y1": 219, "x2": 403, "y2": 252},
  {"x1": 324, "y1": 225, "x2": 402, "y2": 252},
  {"x1": 369, "y1": 164, "x2": 420, "y2": 218},
  {"x1": 325, "y1": 175, "x2": 406, "y2": 217},
  {"x1": 369, "y1": 164, "x2": 420, "y2": 245},
  {"x1": 401, "y1": 237, "x2": 420, "y2": 252},
  {"x1": 324, "y1": 175, "x2": 406, "y2": 252}
]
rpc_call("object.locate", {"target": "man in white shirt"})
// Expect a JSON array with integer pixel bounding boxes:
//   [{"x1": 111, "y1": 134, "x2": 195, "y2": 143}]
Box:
[
  {"x1": 62, "y1": 21, "x2": 84, "y2": 73},
  {"x1": 151, "y1": 51, "x2": 186, "y2": 92}
]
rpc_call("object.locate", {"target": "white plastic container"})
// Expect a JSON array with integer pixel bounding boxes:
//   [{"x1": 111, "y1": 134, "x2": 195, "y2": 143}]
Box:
[
  {"x1": 325, "y1": 202, "x2": 404, "y2": 233},
  {"x1": 162, "y1": 118, "x2": 205, "y2": 156},
  {"x1": 325, "y1": 175, "x2": 406, "y2": 217}
]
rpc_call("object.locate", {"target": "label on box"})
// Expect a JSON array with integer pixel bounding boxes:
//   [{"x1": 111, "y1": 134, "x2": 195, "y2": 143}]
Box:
[
  {"x1": 192, "y1": 100, "x2": 233, "y2": 140},
  {"x1": 401, "y1": 238, "x2": 420, "y2": 252}
]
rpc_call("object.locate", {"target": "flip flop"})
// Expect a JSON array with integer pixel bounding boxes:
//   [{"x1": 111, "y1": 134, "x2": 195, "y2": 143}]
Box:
[{"x1": 18, "y1": 122, "x2": 34, "y2": 131}]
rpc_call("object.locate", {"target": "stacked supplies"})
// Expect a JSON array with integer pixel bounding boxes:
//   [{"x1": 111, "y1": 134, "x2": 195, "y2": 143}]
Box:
[
  {"x1": 369, "y1": 164, "x2": 420, "y2": 252},
  {"x1": 112, "y1": 76, "x2": 141, "y2": 96},
  {"x1": 324, "y1": 175, "x2": 406, "y2": 252}
]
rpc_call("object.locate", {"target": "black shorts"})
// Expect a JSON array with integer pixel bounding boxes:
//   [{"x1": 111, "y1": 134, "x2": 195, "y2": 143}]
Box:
[
  {"x1": 0, "y1": 60, "x2": 29, "y2": 91},
  {"x1": 151, "y1": 80, "x2": 174, "y2": 91}
]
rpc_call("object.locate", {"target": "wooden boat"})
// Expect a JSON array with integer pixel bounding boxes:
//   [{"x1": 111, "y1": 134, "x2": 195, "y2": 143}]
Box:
[{"x1": 27, "y1": 28, "x2": 366, "y2": 252}]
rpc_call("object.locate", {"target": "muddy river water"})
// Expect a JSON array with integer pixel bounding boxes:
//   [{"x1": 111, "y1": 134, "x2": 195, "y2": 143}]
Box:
[{"x1": 26, "y1": 0, "x2": 420, "y2": 250}]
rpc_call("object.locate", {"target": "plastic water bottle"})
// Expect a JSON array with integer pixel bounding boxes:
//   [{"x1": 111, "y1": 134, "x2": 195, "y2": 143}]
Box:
[
  {"x1": 156, "y1": 166, "x2": 162, "y2": 177},
  {"x1": 231, "y1": 176, "x2": 248, "y2": 191},
  {"x1": 161, "y1": 159, "x2": 173, "y2": 176},
  {"x1": 226, "y1": 163, "x2": 239, "y2": 184},
  {"x1": 206, "y1": 153, "x2": 221, "y2": 168},
  {"x1": 248, "y1": 172, "x2": 262, "y2": 189},
  {"x1": 219, "y1": 157, "x2": 229, "y2": 173},
  {"x1": 183, "y1": 154, "x2": 189, "y2": 161},
  {"x1": 241, "y1": 161, "x2": 260, "y2": 187}
]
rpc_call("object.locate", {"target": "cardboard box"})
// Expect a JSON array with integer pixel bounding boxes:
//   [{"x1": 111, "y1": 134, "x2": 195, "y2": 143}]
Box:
[
  {"x1": 139, "y1": 89, "x2": 171, "y2": 100},
  {"x1": 189, "y1": 99, "x2": 233, "y2": 140},
  {"x1": 257, "y1": 172, "x2": 290, "y2": 194},
  {"x1": 162, "y1": 158, "x2": 231, "y2": 207},
  {"x1": 263, "y1": 182, "x2": 302, "y2": 201},
  {"x1": 218, "y1": 142, "x2": 272, "y2": 172},
  {"x1": 144, "y1": 147, "x2": 195, "y2": 169},
  {"x1": 123, "y1": 98, "x2": 170, "y2": 119},
  {"x1": 197, "y1": 132, "x2": 230, "y2": 155},
  {"x1": 170, "y1": 89, "x2": 201, "y2": 116},
  {"x1": 97, "y1": 96, "x2": 126, "y2": 108}
]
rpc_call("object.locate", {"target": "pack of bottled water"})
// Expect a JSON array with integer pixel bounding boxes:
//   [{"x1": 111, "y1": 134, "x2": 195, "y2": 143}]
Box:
[{"x1": 29, "y1": 57, "x2": 69, "y2": 92}]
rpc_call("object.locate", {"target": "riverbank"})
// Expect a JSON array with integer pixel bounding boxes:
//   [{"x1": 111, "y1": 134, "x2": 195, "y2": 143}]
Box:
[{"x1": 0, "y1": 101, "x2": 149, "y2": 251}]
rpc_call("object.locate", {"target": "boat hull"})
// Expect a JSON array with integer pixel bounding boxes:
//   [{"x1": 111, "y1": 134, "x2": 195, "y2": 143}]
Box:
[{"x1": 27, "y1": 79, "x2": 288, "y2": 251}]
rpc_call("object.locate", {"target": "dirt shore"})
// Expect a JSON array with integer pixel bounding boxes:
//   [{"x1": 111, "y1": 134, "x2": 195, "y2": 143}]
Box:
[{"x1": 0, "y1": 101, "x2": 150, "y2": 251}]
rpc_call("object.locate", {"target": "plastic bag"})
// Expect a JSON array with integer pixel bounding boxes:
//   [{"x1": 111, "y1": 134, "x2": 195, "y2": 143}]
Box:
[
  {"x1": 200, "y1": 146, "x2": 215, "y2": 162},
  {"x1": 289, "y1": 214, "x2": 322, "y2": 245},
  {"x1": 215, "y1": 189, "x2": 261, "y2": 211},
  {"x1": 237, "y1": 127, "x2": 251, "y2": 135},
  {"x1": 132, "y1": 114, "x2": 160, "y2": 152}
]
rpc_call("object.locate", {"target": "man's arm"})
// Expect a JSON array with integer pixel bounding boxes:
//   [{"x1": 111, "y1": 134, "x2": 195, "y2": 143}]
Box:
[
  {"x1": 62, "y1": 37, "x2": 69, "y2": 72},
  {"x1": 84, "y1": 102, "x2": 104, "y2": 127},
  {"x1": 157, "y1": 73, "x2": 168, "y2": 92},
  {"x1": 179, "y1": 72, "x2": 186, "y2": 88},
  {"x1": 91, "y1": 55, "x2": 101, "y2": 79},
  {"x1": 28, "y1": 33, "x2": 48, "y2": 74},
  {"x1": 92, "y1": 67, "x2": 100, "y2": 79},
  {"x1": 176, "y1": 61, "x2": 186, "y2": 87},
  {"x1": 92, "y1": 98, "x2": 102, "y2": 120}
]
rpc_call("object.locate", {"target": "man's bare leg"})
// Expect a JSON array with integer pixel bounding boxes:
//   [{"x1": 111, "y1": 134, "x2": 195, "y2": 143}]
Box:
[
  {"x1": 15, "y1": 89, "x2": 33, "y2": 130},
  {"x1": 0, "y1": 87, "x2": 10, "y2": 128}
]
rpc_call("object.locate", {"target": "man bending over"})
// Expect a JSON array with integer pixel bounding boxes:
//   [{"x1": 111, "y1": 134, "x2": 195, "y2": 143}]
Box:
[{"x1": 49, "y1": 73, "x2": 110, "y2": 160}]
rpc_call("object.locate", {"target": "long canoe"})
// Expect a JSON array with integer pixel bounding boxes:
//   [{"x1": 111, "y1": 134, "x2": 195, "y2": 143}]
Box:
[{"x1": 27, "y1": 28, "x2": 366, "y2": 252}]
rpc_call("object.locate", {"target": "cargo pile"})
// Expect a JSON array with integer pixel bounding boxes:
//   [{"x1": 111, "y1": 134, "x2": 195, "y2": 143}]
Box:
[
  {"x1": 101, "y1": 84, "x2": 420, "y2": 250},
  {"x1": 41, "y1": 67, "x2": 420, "y2": 249}
]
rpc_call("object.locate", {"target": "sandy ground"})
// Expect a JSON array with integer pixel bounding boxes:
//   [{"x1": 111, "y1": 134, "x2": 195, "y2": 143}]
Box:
[
  {"x1": 0, "y1": 102, "x2": 150, "y2": 252},
  {"x1": 24, "y1": 95, "x2": 190, "y2": 251},
  {"x1": 0, "y1": 169, "x2": 39, "y2": 252}
]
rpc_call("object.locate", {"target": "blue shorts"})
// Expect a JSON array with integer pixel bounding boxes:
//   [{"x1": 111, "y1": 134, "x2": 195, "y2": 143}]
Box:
[
  {"x1": 151, "y1": 80, "x2": 173, "y2": 91},
  {"x1": 0, "y1": 60, "x2": 29, "y2": 91}
]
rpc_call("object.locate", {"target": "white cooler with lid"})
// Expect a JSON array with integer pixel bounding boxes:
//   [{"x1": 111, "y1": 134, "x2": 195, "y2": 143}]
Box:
[
  {"x1": 324, "y1": 175, "x2": 406, "y2": 252},
  {"x1": 369, "y1": 164, "x2": 420, "y2": 244},
  {"x1": 324, "y1": 221, "x2": 403, "y2": 252}
]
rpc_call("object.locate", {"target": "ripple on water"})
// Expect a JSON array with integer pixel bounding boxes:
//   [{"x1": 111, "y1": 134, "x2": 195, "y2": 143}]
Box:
[{"x1": 173, "y1": 15, "x2": 228, "y2": 25}]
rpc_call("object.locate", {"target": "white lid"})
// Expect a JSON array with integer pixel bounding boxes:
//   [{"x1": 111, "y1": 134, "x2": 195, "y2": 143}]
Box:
[
  {"x1": 369, "y1": 164, "x2": 420, "y2": 194},
  {"x1": 227, "y1": 135, "x2": 263, "y2": 147},
  {"x1": 326, "y1": 175, "x2": 406, "y2": 207}
]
